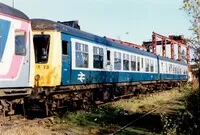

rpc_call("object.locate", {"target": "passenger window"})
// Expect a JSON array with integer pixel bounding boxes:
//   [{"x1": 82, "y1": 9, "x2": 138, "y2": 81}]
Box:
[
  {"x1": 62, "y1": 41, "x2": 68, "y2": 55},
  {"x1": 93, "y1": 47, "x2": 104, "y2": 69},
  {"x1": 33, "y1": 34, "x2": 50, "y2": 63},
  {"x1": 131, "y1": 55, "x2": 136, "y2": 71},
  {"x1": 114, "y1": 52, "x2": 121, "y2": 70},
  {"x1": 123, "y1": 54, "x2": 129, "y2": 71},
  {"x1": 145, "y1": 58, "x2": 150, "y2": 72},
  {"x1": 137, "y1": 57, "x2": 140, "y2": 71},
  {"x1": 150, "y1": 60, "x2": 154, "y2": 72},
  {"x1": 107, "y1": 50, "x2": 110, "y2": 60},
  {"x1": 15, "y1": 30, "x2": 26, "y2": 55},
  {"x1": 161, "y1": 62, "x2": 164, "y2": 73},
  {"x1": 141, "y1": 58, "x2": 144, "y2": 69},
  {"x1": 170, "y1": 64, "x2": 172, "y2": 73},
  {"x1": 107, "y1": 50, "x2": 110, "y2": 65},
  {"x1": 75, "y1": 42, "x2": 88, "y2": 68},
  {"x1": 155, "y1": 62, "x2": 158, "y2": 72}
]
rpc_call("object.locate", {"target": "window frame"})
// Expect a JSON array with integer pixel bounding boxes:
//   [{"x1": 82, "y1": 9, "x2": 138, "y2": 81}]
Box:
[
  {"x1": 75, "y1": 42, "x2": 89, "y2": 68},
  {"x1": 123, "y1": 53, "x2": 129, "y2": 71},
  {"x1": 131, "y1": 55, "x2": 137, "y2": 71},
  {"x1": 93, "y1": 46, "x2": 104, "y2": 69},
  {"x1": 15, "y1": 29, "x2": 26, "y2": 56},
  {"x1": 114, "y1": 51, "x2": 122, "y2": 70},
  {"x1": 62, "y1": 40, "x2": 68, "y2": 56}
]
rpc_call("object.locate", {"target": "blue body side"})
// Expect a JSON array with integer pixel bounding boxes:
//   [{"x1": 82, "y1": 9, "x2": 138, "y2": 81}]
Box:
[
  {"x1": 0, "y1": 19, "x2": 10, "y2": 61},
  {"x1": 47, "y1": 21, "x2": 188, "y2": 86},
  {"x1": 61, "y1": 33, "x2": 71, "y2": 85},
  {"x1": 160, "y1": 74, "x2": 188, "y2": 81},
  {"x1": 70, "y1": 70, "x2": 159, "y2": 85}
]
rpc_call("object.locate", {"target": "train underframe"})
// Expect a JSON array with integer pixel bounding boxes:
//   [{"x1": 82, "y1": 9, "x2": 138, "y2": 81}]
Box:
[
  {"x1": 0, "y1": 88, "x2": 32, "y2": 119},
  {"x1": 26, "y1": 80, "x2": 186, "y2": 117}
]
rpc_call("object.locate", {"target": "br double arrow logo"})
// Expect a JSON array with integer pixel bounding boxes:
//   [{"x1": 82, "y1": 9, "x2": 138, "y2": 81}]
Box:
[{"x1": 77, "y1": 72, "x2": 85, "y2": 83}]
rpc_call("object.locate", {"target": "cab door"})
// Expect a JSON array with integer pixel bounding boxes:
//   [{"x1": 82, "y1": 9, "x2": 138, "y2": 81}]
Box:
[{"x1": 61, "y1": 34, "x2": 71, "y2": 85}]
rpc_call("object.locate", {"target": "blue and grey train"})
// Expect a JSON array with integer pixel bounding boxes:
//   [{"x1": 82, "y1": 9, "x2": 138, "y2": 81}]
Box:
[
  {"x1": 31, "y1": 19, "x2": 188, "y2": 110},
  {"x1": 0, "y1": 2, "x2": 188, "y2": 116}
]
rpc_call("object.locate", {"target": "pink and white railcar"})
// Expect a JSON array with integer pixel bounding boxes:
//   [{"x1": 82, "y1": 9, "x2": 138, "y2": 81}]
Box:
[{"x1": 0, "y1": 3, "x2": 34, "y2": 99}]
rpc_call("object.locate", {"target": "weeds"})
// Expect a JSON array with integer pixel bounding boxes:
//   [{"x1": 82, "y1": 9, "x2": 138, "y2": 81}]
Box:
[
  {"x1": 52, "y1": 83, "x2": 199, "y2": 135},
  {"x1": 161, "y1": 84, "x2": 200, "y2": 135}
]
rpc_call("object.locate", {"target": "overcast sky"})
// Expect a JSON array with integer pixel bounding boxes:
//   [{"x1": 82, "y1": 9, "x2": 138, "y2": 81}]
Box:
[{"x1": 0, "y1": 0, "x2": 194, "y2": 59}]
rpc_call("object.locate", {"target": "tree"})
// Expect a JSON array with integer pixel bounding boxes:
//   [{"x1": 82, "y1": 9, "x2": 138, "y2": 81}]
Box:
[{"x1": 183, "y1": 0, "x2": 200, "y2": 67}]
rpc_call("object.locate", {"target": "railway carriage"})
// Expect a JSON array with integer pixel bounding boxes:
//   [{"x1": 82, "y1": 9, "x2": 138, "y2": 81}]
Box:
[
  {"x1": 0, "y1": 2, "x2": 189, "y2": 117},
  {"x1": 31, "y1": 19, "x2": 188, "y2": 113},
  {"x1": 159, "y1": 56, "x2": 188, "y2": 81},
  {"x1": 0, "y1": 3, "x2": 34, "y2": 115},
  {"x1": 32, "y1": 19, "x2": 161, "y2": 87}
]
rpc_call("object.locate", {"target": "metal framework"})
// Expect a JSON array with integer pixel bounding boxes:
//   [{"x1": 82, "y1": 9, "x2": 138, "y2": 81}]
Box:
[
  {"x1": 106, "y1": 32, "x2": 190, "y2": 69},
  {"x1": 143, "y1": 32, "x2": 190, "y2": 65}
]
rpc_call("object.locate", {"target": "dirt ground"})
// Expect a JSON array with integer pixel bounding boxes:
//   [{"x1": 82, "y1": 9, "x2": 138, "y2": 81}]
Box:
[{"x1": 0, "y1": 83, "x2": 197, "y2": 135}]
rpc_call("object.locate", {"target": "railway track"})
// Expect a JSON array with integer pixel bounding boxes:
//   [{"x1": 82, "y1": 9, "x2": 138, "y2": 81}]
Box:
[
  {"x1": 0, "y1": 86, "x2": 181, "y2": 135},
  {"x1": 0, "y1": 115, "x2": 55, "y2": 133}
]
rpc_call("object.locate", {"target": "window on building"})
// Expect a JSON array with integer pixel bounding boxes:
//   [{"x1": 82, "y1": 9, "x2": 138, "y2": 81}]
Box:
[
  {"x1": 131, "y1": 55, "x2": 136, "y2": 71},
  {"x1": 145, "y1": 58, "x2": 150, "y2": 72},
  {"x1": 15, "y1": 30, "x2": 26, "y2": 55},
  {"x1": 75, "y1": 42, "x2": 89, "y2": 68},
  {"x1": 123, "y1": 54, "x2": 129, "y2": 70},
  {"x1": 150, "y1": 59, "x2": 154, "y2": 72},
  {"x1": 137, "y1": 57, "x2": 140, "y2": 71},
  {"x1": 93, "y1": 46, "x2": 104, "y2": 69},
  {"x1": 33, "y1": 34, "x2": 50, "y2": 63},
  {"x1": 114, "y1": 51, "x2": 121, "y2": 70},
  {"x1": 62, "y1": 41, "x2": 68, "y2": 55}
]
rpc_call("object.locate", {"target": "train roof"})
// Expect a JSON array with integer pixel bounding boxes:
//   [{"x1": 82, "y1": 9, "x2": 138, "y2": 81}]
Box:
[
  {"x1": 31, "y1": 19, "x2": 157, "y2": 58},
  {"x1": 31, "y1": 19, "x2": 188, "y2": 66},
  {"x1": 0, "y1": 2, "x2": 29, "y2": 21},
  {"x1": 158, "y1": 55, "x2": 187, "y2": 66}
]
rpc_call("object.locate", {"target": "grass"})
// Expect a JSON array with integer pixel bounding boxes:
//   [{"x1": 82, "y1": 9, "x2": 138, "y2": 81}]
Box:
[
  {"x1": 1, "y1": 82, "x2": 198, "y2": 135},
  {"x1": 51, "y1": 82, "x2": 200, "y2": 135}
]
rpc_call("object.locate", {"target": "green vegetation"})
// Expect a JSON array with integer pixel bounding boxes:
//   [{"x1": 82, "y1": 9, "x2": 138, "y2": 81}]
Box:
[{"x1": 51, "y1": 83, "x2": 199, "y2": 135}]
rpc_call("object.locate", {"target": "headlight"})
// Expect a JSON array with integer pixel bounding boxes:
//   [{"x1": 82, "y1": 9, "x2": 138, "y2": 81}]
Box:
[{"x1": 35, "y1": 74, "x2": 40, "y2": 81}]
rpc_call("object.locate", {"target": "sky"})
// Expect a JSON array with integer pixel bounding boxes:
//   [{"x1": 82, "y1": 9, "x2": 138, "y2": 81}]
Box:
[{"x1": 0, "y1": 0, "x2": 194, "y2": 59}]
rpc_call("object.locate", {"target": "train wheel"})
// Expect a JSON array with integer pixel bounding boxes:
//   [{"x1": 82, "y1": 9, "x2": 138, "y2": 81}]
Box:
[{"x1": 81, "y1": 91, "x2": 93, "y2": 110}]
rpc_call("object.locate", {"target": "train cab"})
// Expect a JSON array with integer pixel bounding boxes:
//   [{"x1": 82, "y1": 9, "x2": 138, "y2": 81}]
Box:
[{"x1": 32, "y1": 29, "x2": 62, "y2": 87}]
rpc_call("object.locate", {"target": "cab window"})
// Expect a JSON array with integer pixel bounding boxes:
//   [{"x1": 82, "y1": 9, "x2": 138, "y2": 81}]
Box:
[
  {"x1": 33, "y1": 34, "x2": 50, "y2": 63},
  {"x1": 15, "y1": 30, "x2": 26, "y2": 55}
]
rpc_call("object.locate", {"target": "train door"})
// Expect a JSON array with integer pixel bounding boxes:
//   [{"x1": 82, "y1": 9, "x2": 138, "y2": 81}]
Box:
[{"x1": 61, "y1": 34, "x2": 71, "y2": 85}]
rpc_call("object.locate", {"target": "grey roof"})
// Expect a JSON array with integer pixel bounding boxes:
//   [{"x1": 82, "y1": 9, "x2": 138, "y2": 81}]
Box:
[{"x1": 0, "y1": 2, "x2": 29, "y2": 20}]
